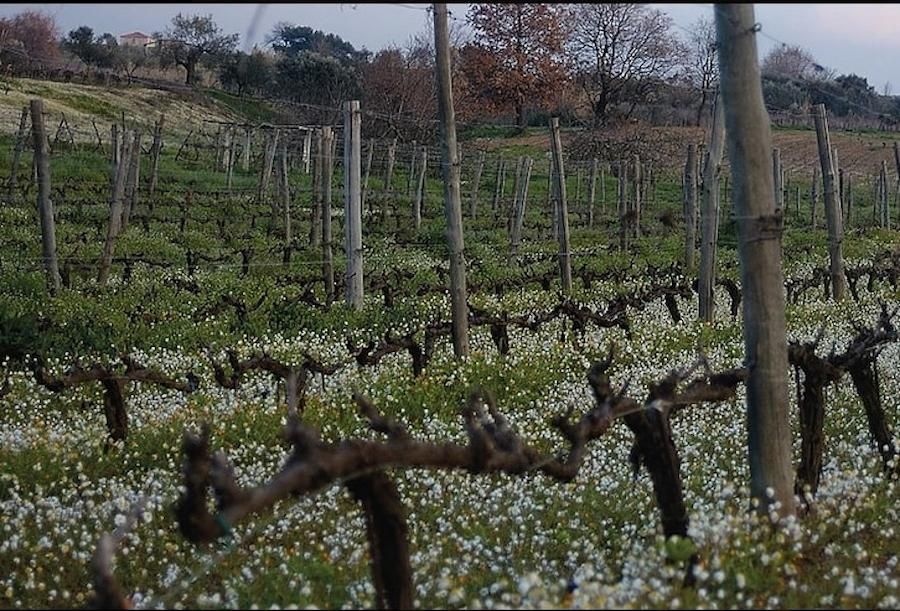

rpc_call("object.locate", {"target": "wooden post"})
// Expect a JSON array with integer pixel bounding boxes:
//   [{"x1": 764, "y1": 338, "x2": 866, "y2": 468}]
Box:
[
  {"x1": 683, "y1": 144, "x2": 698, "y2": 270},
  {"x1": 632, "y1": 154, "x2": 642, "y2": 239},
  {"x1": 8, "y1": 106, "x2": 29, "y2": 200},
  {"x1": 549, "y1": 117, "x2": 572, "y2": 294},
  {"x1": 414, "y1": 145, "x2": 427, "y2": 230},
  {"x1": 322, "y1": 126, "x2": 335, "y2": 304},
  {"x1": 362, "y1": 138, "x2": 374, "y2": 212},
  {"x1": 880, "y1": 161, "x2": 889, "y2": 228},
  {"x1": 384, "y1": 138, "x2": 397, "y2": 193},
  {"x1": 406, "y1": 140, "x2": 417, "y2": 196},
  {"x1": 588, "y1": 157, "x2": 598, "y2": 228},
  {"x1": 492, "y1": 157, "x2": 505, "y2": 214},
  {"x1": 225, "y1": 126, "x2": 235, "y2": 192},
  {"x1": 469, "y1": 150, "x2": 485, "y2": 219},
  {"x1": 509, "y1": 157, "x2": 533, "y2": 256},
  {"x1": 434, "y1": 3, "x2": 469, "y2": 356},
  {"x1": 258, "y1": 130, "x2": 278, "y2": 203},
  {"x1": 98, "y1": 131, "x2": 134, "y2": 286},
  {"x1": 716, "y1": 3, "x2": 795, "y2": 519},
  {"x1": 812, "y1": 103, "x2": 847, "y2": 301},
  {"x1": 344, "y1": 101, "x2": 364, "y2": 310},
  {"x1": 699, "y1": 91, "x2": 725, "y2": 323},
  {"x1": 309, "y1": 129, "x2": 323, "y2": 248},
  {"x1": 618, "y1": 160, "x2": 628, "y2": 251},
  {"x1": 507, "y1": 156, "x2": 523, "y2": 233},
  {"x1": 600, "y1": 162, "x2": 606, "y2": 213},
  {"x1": 281, "y1": 136, "x2": 292, "y2": 259},
  {"x1": 302, "y1": 129, "x2": 312, "y2": 174},
  {"x1": 845, "y1": 172, "x2": 853, "y2": 226},
  {"x1": 148, "y1": 115, "x2": 164, "y2": 198},
  {"x1": 772, "y1": 147, "x2": 783, "y2": 213},
  {"x1": 242, "y1": 126, "x2": 252, "y2": 172},
  {"x1": 121, "y1": 129, "x2": 141, "y2": 232},
  {"x1": 29, "y1": 100, "x2": 61, "y2": 294},
  {"x1": 810, "y1": 166, "x2": 819, "y2": 228}
]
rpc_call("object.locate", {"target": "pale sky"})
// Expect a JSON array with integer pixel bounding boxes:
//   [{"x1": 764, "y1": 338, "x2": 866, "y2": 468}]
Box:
[{"x1": 1, "y1": 3, "x2": 898, "y2": 93}]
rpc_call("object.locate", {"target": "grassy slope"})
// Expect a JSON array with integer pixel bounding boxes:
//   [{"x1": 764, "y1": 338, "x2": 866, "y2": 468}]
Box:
[{"x1": 0, "y1": 77, "x2": 282, "y2": 139}]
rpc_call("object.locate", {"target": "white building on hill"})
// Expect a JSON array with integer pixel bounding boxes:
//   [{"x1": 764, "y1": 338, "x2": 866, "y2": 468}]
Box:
[{"x1": 118, "y1": 31, "x2": 154, "y2": 48}]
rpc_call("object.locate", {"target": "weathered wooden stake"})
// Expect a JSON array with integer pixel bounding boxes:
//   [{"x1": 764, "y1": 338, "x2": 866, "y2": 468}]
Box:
[
  {"x1": 30, "y1": 100, "x2": 61, "y2": 294},
  {"x1": 469, "y1": 150, "x2": 485, "y2": 219},
  {"x1": 434, "y1": 3, "x2": 469, "y2": 356},
  {"x1": 549, "y1": 117, "x2": 572, "y2": 294},
  {"x1": 344, "y1": 101, "x2": 364, "y2": 310},
  {"x1": 310, "y1": 129, "x2": 323, "y2": 248},
  {"x1": 588, "y1": 157, "x2": 598, "y2": 228},
  {"x1": 509, "y1": 157, "x2": 533, "y2": 257},
  {"x1": 322, "y1": 126, "x2": 335, "y2": 304},
  {"x1": 8, "y1": 105, "x2": 29, "y2": 200},
  {"x1": 683, "y1": 144, "x2": 698, "y2": 270},
  {"x1": 98, "y1": 131, "x2": 134, "y2": 286},
  {"x1": 121, "y1": 129, "x2": 141, "y2": 232},
  {"x1": 414, "y1": 145, "x2": 427, "y2": 230},
  {"x1": 362, "y1": 138, "x2": 374, "y2": 212},
  {"x1": 699, "y1": 91, "x2": 725, "y2": 323},
  {"x1": 716, "y1": 3, "x2": 796, "y2": 518},
  {"x1": 384, "y1": 138, "x2": 397, "y2": 193},
  {"x1": 772, "y1": 147, "x2": 783, "y2": 213},
  {"x1": 148, "y1": 116, "x2": 164, "y2": 198},
  {"x1": 812, "y1": 103, "x2": 847, "y2": 301}
]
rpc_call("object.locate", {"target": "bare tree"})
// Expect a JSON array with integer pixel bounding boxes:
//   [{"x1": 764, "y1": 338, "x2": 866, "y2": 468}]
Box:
[
  {"x1": 567, "y1": 3, "x2": 686, "y2": 126},
  {"x1": 153, "y1": 13, "x2": 238, "y2": 86},
  {"x1": 761, "y1": 44, "x2": 832, "y2": 82},
  {"x1": 683, "y1": 16, "x2": 718, "y2": 126}
]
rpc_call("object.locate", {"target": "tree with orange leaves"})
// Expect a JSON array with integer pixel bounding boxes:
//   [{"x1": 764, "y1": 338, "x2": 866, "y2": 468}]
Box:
[{"x1": 464, "y1": 3, "x2": 568, "y2": 128}]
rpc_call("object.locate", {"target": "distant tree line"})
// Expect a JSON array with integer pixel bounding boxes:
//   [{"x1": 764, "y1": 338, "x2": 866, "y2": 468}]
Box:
[{"x1": 1, "y1": 5, "x2": 899, "y2": 136}]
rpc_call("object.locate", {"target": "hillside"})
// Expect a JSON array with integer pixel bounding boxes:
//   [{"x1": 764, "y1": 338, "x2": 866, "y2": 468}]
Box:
[{"x1": 0, "y1": 77, "x2": 284, "y2": 140}]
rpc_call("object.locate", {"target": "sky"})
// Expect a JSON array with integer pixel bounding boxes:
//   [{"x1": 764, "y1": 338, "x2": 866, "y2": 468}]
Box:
[{"x1": 1, "y1": 3, "x2": 898, "y2": 93}]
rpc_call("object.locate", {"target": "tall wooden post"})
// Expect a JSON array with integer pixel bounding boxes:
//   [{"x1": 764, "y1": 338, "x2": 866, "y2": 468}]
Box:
[
  {"x1": 148, "y1": 115, "x2": 164, "y2": 198},
  {"x1": 281, "y1": 136, "x2": 292, "y2": 258},
  {"x1": 699, "y1": 91, "x2": 725, "y2": 323},
  {"x1": 548, "y1": 157, "x2": 557, "y2": 238},
  {"x1": 406, "y1": 140, "x2": 417, "y2": 196},
  {"x1": 242, "y1": 126, "x2": 252, "y2": 172},
  {"x1": 469, "y1": 150, "x2": 485, "y2": 219},
  {"x1": 492, "y1": 157, "x2": 505, "y2": 214},
  {"x1": 344, "y1": 101, "x2": 364, "y2": 309},
  {"x1": 121, "y1": 129, "x2": 141, "y2": 232},
  {"x1": 549, "y1": 117, "x2": 572, "y2": 294},
  {"x1": 310, "y1": 129, "x2": 323, "y2": 248},
  {"x1": 632, "y1": 154, "x2": 642, "y2": 239},
  {"x1": 434, "y1": 3, "x2": 469, "y2": 356},
  {"x1": 322, "y1": 126, "x2": 335, "y2": 304},
  {"x1": 362, "y1": 138, "x2": 374, "y2": 212},
  {"x1": 8, "y1": 106, "x2": 29, "y2": 200},
  {"x1": 716, "y1": 3, "x2": 795, "y2": 518},
  {"x1": 812, "y1": 103, "x2": 847, "y2": 300},
  {"x1": 29, "y1": 100, "x2": 60, "y2": 294},
  {"x1": 618, "y1": 160, "x2": 628, "y2": 251},
  {"x1": 510, "y1": 157, "x2": 533, "y2": 256},
  {"x1": 302, "y1": 129, "x2": 312, "y2": 174},
  {"x1": 683, "y1": 144, "x2": 698, "y2": 270},
  {"x1": 414, "y1": 145, "x2": 427, "y2": 230},
  {"x1": 225, "y1": 126, "x2": 235, "y2": 192},
  {"x1": 588, "y1": 157, "x2": 598, "y2": 228},
  {"x1": 384, "y1": 138, "x2": 397, "y2": 193},
  {"x1": 879, "y1": 161, "x2": 889, "y2": 228},
  {"x1": 810, "y1": 166, "x2": 819, "y2": 228},
  {"x1": 98, "y1": 131, "x2": 134, "y2": 286},
  {"x1": 772, "y1": 147, "x2": 783, "y2": 213}
]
